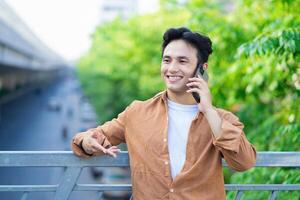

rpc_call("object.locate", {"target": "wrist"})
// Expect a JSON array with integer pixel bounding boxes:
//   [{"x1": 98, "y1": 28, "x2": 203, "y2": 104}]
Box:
[{"x1": 203, "y1": 104, "x2": 214, "y2": 115}]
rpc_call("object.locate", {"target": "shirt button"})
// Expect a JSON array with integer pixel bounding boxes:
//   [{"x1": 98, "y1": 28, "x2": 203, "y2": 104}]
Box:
[
  {"x1": 164, "y1": 161, "x2": 168, "y2": 165},
  {"x1": 163, "y1": 138, "x2": 167, "y2": 142},
  {"x1": 170, "y1": 188, "x2": 174, "y2": 192}
]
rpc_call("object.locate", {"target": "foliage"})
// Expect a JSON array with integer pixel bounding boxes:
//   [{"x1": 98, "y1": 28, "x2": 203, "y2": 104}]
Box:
[
  {"x1": 77, "y1": 10, "x2": 190, "y2": 121},
  {"x1": 77, "y1": 0, "x2": 300, "y2": 199}
]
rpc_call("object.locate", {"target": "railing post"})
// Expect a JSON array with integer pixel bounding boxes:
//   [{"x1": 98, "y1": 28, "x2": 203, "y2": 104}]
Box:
[
  {"x1": 96, "y1": 191, "x2": 103, "y2": 200},
  {"x1": 54, "y1": 167, "x2": 82, "y2": 200},
  {"x1": 234, "y1": 190, "x2": 243, "y2": 200},
  {"x1": 20, "y1": 192, "x2": 28, "y2": 200},
  {"x1": 269, "y1": 190, "x2": 278, "y2": 200}
]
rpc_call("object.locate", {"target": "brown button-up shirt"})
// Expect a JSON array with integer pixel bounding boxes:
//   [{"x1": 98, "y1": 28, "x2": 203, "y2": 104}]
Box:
[{"x1": 71, "y1": 91, "x2": 257, "y2": 200}]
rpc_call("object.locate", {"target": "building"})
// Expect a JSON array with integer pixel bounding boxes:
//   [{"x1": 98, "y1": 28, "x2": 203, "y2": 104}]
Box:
[{"x1": 99, "y1": 0, "x2": 159, "y2": 23}]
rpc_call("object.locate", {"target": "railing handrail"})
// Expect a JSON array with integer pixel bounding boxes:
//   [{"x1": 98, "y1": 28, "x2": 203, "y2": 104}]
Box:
[
  {"x1": 0, "y1": 151, "x2": 300, "y2": 167},
  {"x1": 0, "y1": 151, "x2": 300, "y2": 200}
]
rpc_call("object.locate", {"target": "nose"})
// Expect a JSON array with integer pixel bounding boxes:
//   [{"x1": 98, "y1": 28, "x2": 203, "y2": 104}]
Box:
[{"x1": 168, "y1": 61, "x2": 179, "y2": 72}]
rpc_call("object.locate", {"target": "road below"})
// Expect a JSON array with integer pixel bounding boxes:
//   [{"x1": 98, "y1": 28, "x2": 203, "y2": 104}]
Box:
[{"x1": 0, "y1": 71, "x2": 109, "y2": 200}]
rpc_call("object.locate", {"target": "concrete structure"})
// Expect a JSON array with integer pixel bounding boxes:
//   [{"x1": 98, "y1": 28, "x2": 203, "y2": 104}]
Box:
[
  {"x1": 99, "y1": 0, "x2": 138, "y2": 23},
  {"x1": 0, "y1": 0, "x2": 66, "y2": 96}
]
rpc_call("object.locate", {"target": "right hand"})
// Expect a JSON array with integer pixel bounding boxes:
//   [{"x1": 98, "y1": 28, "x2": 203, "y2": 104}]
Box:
[{"x1": 82, "y1": 131, "x2": 120, "y2": 157}]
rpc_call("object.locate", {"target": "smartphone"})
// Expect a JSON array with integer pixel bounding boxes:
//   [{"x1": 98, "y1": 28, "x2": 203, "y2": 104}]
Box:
[{"x1": 191, "y1": 64, "x2": 209, "y2": 103}]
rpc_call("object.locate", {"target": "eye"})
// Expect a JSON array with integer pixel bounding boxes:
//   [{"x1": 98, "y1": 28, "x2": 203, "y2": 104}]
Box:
[
  {"x1": 179, "y1": 60, "x2": 187, "y2": 64},
  {"x1": 163, "y1": 58, "x2": 170, "y2": 63}
]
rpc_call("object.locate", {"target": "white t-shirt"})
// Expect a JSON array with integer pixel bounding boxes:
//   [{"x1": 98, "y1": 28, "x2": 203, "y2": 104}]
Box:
[{"x1": 167, "y1": 98, "x2": 198, "y2": 180}]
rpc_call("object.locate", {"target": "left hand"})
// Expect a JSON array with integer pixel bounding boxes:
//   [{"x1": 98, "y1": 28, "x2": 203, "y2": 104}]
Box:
[{"x1": 186, "y1": 76, "x2": 213, "y2": 113}]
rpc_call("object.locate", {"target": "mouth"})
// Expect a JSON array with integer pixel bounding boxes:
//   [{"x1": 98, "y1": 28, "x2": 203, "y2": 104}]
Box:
[{"x1": 166, "y1": 75, "x2": 184, "y2": 82}]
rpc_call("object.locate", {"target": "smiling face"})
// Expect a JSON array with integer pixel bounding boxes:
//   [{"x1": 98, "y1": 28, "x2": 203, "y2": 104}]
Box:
[{"x1": 161, "y1": 39, "x2": 198, "y2": 94}]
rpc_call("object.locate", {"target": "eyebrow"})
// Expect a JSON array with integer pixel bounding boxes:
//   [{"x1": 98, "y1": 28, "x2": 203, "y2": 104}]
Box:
[
  {"x1": 177, "y1": 56, "x2": 189, "y2": 60},
  {"x1": 162, "y1": 55, "x2": 190, "y2": 60}
]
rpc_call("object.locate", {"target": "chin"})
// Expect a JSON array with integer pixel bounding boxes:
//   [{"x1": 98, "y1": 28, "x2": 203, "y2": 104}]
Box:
[{"x1": 166, "y1": 85, "x2": 186, "y2": 93}]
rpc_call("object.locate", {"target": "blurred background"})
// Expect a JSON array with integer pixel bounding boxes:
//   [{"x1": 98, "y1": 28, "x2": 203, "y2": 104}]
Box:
[{"x1": 0, "y1": 0, "x2": 299, "y2": 199}]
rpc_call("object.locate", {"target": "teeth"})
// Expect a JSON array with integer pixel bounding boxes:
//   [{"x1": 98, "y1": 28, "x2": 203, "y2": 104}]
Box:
[{"x1": 168, "y1": 76, "x2": 182, "y2": 81}]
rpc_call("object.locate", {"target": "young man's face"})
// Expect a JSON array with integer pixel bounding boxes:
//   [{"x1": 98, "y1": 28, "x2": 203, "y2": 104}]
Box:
[{"x1": 161, "y1": 39, "x2": 198, "y2": 94}]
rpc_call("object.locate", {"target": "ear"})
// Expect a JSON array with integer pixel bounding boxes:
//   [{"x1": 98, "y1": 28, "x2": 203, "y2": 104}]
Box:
[{"x1": 203, "y1": 63, "x2": 208, "y2": 70}]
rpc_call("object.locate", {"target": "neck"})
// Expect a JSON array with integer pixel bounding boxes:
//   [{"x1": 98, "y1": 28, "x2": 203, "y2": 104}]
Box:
[{"x1": 166, "y1": 89, "x2": 197, "y2": 105}]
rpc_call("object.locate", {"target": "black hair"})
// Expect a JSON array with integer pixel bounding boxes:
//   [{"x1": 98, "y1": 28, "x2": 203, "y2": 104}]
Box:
[{"x1": 162, "y1": 27, "x2": 213, "y2": 64}]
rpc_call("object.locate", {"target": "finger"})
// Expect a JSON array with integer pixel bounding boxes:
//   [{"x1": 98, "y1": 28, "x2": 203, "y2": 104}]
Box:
[
  {"x1": 108, "y1": 146, "x2": 119, "y2": 149},
  {"x1": 189, "y1": 76, "x2": 207, "y2": 84},
  {"x1": 109, "y1": 148, "x2": 121, "y2": 154},
  {"x1": 188, "y1": 77, "x2": 201, "y2": 80},
  {"x1": 106, "y1": 149, "x2": 117, "y2": 157},
  {"x1": 189, "y1": 79, "x2": 210, "y2": 89},
  {"x1": 186, "y1": 81, "x2": 202, "y2": 88},
  {"x1": 90, "y1": 142, "x2": 107, "y2": 154},
  {"x1": 107, "y1": 147, "x2": 120, "y2": 153},
  {"x1": 110, "y1": 148, "x2": 121, "y2": 154},
  {"x1": 186, "y1": 88, "x2": 201, "y2": 94},
  {"x1": 188, "y1": 80, "x2": 208, "y2": 89},
  {"x1": 107, "y1": 147, "x2": 121, "y2": 157}
]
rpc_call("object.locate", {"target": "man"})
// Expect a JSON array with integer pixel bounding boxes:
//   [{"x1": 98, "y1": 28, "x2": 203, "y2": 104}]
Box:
[{"x1": 71, "y1": 27, "x2": 257, "y2": 200}]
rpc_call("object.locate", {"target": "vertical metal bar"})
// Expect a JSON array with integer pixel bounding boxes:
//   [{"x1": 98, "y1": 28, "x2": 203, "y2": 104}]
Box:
[
  {"x1": 54, "y1": 167, "x2": 82, "y2": 200},
  {"x1": 96, "y1": 191, "x2": 103, "y2": 200},
  {"x1": 234, "y1": 190, "x2": 243, "y2": 200},
  {"x1": 269, "y1": 190, "x2": 278, "y2": 200},
  {"x1": 20, "y1": 192, "x2": 28, "y2": 200}
]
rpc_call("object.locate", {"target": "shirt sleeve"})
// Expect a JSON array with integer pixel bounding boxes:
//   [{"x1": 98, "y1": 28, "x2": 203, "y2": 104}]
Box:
[
  {"x1": 71, "y1": 104, "x2": 130, "y2": 158},
  {"x1": 212, "y1": 109, "x2": 257, "y2": 172}
]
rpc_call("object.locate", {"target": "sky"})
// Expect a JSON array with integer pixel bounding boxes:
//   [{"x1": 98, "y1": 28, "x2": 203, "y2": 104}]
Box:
[{"x1": 6, "y1": 0, "x2": 159, "y2": 61}]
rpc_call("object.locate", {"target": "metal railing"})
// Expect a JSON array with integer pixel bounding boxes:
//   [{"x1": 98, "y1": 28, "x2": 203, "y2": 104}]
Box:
[{"x1": 0, "y1": 151, "x2": 300, "y2": 200}]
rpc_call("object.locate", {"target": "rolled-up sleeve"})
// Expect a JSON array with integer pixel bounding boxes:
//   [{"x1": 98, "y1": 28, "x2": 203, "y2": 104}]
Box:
[
  {"x1": 212, "y1": 110, "x2": 257, "y2": 172},
  {"x1": 71, "y1": 104, "x2": 131, "y2": 158}
]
